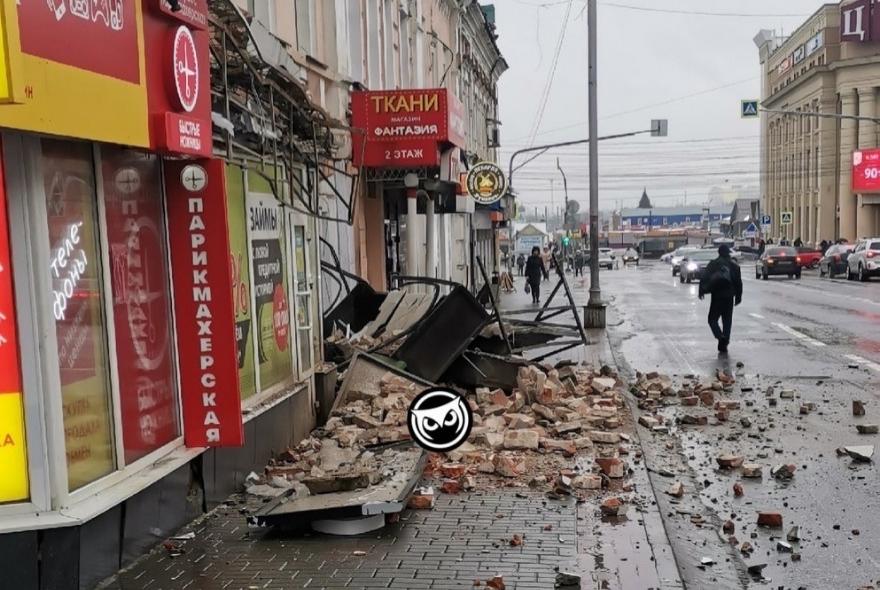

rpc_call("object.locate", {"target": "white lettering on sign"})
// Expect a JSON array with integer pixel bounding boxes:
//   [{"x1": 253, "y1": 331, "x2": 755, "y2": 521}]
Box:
[
  {"x1": 178, "y1": 119, "x2": 202, "y2": 151},
  {"x1": 51, "y1": 222, "x2": 88, "y2": 321},
  {"x1": 842, "y1": 4, "x2": 867, "y2": 41},
  {"x1": 384, "y1": 149, "x2": 425, "y2": 161},
  {"x1": 374, "y1": 124, "x2": 439, "y2": 138},
  {"x1": 58, "y1": 0, "x2": 125, "y2": 31},
  {"x1": 187, "y1": 196, "x2": 219, "y2": 443}
]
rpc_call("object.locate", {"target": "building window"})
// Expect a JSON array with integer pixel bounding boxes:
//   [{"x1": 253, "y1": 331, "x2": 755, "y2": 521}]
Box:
[
  {"x1": 246, "y1": 172, "x2": 293, "y2": 391},
  {"x1": 101, "y1": 148, "x2": 179, "y2": 464},
  {"x1": 295, "y1": 0, "x2": 314, "y2": 56},
  {"x1": 41, "y1": 139, "x2": 116, "y2": 491}
]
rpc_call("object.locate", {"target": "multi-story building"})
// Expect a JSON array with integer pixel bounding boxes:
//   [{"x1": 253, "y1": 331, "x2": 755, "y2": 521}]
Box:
[{"x1": 756, "y1": 1, "x2": 880, "y2": 245}]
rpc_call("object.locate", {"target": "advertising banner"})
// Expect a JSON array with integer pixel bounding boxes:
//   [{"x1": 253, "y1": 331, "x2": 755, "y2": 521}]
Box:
[
  {"x1": 852, "y1": 148, "x2": 880, "y2": 193},
  {"x1": 0, "y1": 140, "x2": 28, "y2": 503},
  {"x1": 246, "y1": 171, "x2": 292, "y2": 390},
  {"x1": 351, "y1": 88, "x2": 466, "y2": 168},
  {"x1": 0, "y1": 0, "x2": 149, "y2": 146},
  {"x1": 102, "y1": 149, "x2": 179, "y2": 463},
  {"x1": 226, "y1": 165, "x2": 256, "y2": 399},
  {"x1": 166, "y1": 159, "x2": 243, "y2": 447}
]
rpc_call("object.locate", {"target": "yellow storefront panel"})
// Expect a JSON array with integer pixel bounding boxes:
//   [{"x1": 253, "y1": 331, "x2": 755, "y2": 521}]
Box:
[
  {"x1": 0, "y1": 392, "x2": 28, "y2": 502},
  {"x1": 0, "y1": 0, "x2": 149, "y2": 146}
]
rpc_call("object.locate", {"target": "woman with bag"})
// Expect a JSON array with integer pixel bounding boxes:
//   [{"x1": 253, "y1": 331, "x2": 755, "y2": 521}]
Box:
[{"x1": 525, "y1": 246, "x2": 549, "y2": 304}]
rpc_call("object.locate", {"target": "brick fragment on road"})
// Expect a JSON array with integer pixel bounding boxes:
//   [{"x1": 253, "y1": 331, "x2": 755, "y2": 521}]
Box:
[
  {"x1": 856, "y1": 424, "x2": 879, "y2": 435},
  {"x1": 757, "y1": 512, "x2": 783, "y2": 528},
  {"x1": 844, "y1": 445, "x2": 875, "y2": 462},
  {"x1": 600, "y1": 496, "x2": 623, "y2": 516},
  {"x1": 741, "y1": 463, "x2": 763, "y2": 479},
  {"x1": 716, "y1": 454, "x2": 744, "y2": 469},
  {"x1": 408, "y1": 486, "x2": 435, "y2": 509},
  {"x1": 666, "y1": 481, "x2": 685, "y2": 498},
  {"x1": 595, "y1": 457, "x2": 625, "y2": 478},
  {"x1": 493, "y1": 452, "x2": 527, "y2": 477},
  {"x1": 589, "y1": 430, "x2": 621, "y2": 444},
  {"x1": 503, "y1": 429, "x2": 540, "y2": 450},
  {"x1": 853, "y1": 400, "x2": 866, "y2": 416},
  {"x1": 733, "y1": 482, "x2": 744, "y2": 497}
]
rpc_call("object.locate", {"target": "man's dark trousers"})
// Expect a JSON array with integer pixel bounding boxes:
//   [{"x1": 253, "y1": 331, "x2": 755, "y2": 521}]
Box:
[{"x1": 708, "y1": 295, "x2": 734, "y2": 343}]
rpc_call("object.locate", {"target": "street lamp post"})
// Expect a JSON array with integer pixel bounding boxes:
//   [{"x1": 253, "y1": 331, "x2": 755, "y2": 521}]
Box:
[{"x1": 585, "y1": 0, "x2": 604, "y2": 328}]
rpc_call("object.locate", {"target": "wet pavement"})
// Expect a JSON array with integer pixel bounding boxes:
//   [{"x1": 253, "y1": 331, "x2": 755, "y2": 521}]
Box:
[
  {"x1": 594, "y1": 260, "x2": 880, "y2": 589},
  {"x1": 102, "y1": 263, "x2": 880, "y2": 590}
]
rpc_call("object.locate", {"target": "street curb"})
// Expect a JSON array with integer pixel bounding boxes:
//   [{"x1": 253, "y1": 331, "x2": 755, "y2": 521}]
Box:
[{"x1": 586, "y1": 325, "x2": 687, "y2": 589}]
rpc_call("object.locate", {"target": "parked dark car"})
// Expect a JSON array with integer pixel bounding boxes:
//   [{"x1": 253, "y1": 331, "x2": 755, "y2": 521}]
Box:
[
  {"x1": 756, "y1": 246, "x2": 801, "y2": 280},
  {"x1": 818, "y1": 243, "x2": 855, "y2": 279},
  {"x1": 796, "y1": 247, "x2": 822, "y2": 269},
  {"x1": 678, "y1": 250, "x2": 718, "y2": 284}
]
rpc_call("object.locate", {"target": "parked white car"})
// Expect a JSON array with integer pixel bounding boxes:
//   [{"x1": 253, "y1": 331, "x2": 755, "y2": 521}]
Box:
[
  {"x1": 598, "y1": 248, "x2": 616, "y2": 270},
  {"x1": 847, "y1": 238, "x2": 880, "y2": 281}
]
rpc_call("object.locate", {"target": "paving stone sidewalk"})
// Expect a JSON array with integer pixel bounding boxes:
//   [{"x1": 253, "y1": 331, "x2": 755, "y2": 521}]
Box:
[{"x1": 102, "y1": 490, "x2": 577, "y2": 590}]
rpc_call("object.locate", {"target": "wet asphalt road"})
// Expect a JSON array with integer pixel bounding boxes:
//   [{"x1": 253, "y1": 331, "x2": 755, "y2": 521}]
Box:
[{"x1": 567, "y1": 260, "x2": 880, "y2": 589}]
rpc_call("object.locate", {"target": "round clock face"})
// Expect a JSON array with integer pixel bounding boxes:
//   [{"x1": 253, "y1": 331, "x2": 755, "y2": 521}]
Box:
[{"x1": 172, "y1": 26, "x2": 199, "y2": 113}]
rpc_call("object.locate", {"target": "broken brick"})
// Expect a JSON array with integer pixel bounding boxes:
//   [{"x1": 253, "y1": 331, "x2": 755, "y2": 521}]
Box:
[
  {"x1": 408, "y1": 487, "x2": 435, "y2": 510},
  {"x1": 440, "y1": 463, "x2": 468, "y2": 479},
  {"x1": 440, "y1": 479, "x2": 462, "y2": 494},
  {"x1": 666, "y1": 482, "x2": 685, "y2": 498},
  {"x1": 494, "y1": 453, "x2": 527, "y2": 477},
  {"x1": 595, "y1": 457, "x2": 625, "y2": 479},
  {"x1": 540, "y1": 438, "x2": 577, "y2": 457},
  {"x1": 856, "y1": 424, "x2": 879, "y2": 435},
  {"x1": 681, "y1": 396, "x2": 699, "y2": 407},
  {"x1": 503, "y1": 429, "x2": 540, "y2": 450},
  {"x1": 740, "y1": 463, "x2": 763, "y2": 479},
  {"x1": 572, "y1": 474, "x2": 602, "y2": 490},
  {"x1": 716, "y1": 454, "x2": 744, "y2": 469},
  {"x1": 589, "y1": 431, "x2": 621, "y2": 444},
  {"x1": 486, "y1": 575, "x2": 506, "y2": 590},
  {"x1": 757, "y1": 512, "x2": 783, "y2": 528},
  {"x1": 853, "y1": 400, "x2": 866, "y2": 416},
  {"x1": 600, "y1": 496, "x2": 623, "y2": 516}
]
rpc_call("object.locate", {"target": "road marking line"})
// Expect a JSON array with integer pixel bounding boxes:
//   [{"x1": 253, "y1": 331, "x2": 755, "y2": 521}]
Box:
[
  {"x1": 772, "y1": 322, "x2": 827, "y2": 347},
  {"x1": 844, "y1": 354, "x2": 880, "y2": 373},
  {"x1": 749, "y1": 313, "x2": 765, "y2": 320}
]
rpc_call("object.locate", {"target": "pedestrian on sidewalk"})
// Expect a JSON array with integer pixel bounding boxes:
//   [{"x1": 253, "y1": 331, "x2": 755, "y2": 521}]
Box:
[
  {"x1": 525, "y1": 246, "x2": 549, "y2": 304},
  {"x1": 698, "y1": 244, "x2": 743, "y2": 354},
  {"x1": 574, "y1": 250, "x2": 584, "y2": 276},
  {"x1": 516, "y1": 253, "x2": 526, "y2": 276}
]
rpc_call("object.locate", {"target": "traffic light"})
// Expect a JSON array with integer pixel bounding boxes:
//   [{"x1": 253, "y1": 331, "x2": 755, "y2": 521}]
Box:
[{"x1": 562, "y1": 236, "x2": 570, "y2": 247}]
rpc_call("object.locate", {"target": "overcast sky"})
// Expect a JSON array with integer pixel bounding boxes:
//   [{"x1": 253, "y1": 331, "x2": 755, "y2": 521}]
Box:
[{"x1": 494, "y1": 0, "x2": 824, "y2": 214}]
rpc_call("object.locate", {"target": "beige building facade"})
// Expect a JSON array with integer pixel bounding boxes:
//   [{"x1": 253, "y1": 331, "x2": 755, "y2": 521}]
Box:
[{"x1": 757, "y1": 1, "x2": 880, "y2": 244}]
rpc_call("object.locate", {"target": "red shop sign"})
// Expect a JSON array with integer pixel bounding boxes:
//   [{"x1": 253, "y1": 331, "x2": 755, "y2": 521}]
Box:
[
  {"x1": 0, "y1": 142, "x2": 22, "y2": 394},
  {"x1": 852, "y1": 148, "x2": 880, "y2": 193},
  {"x1": 165, "y1": 159, "x2": 243, "y2": 447},
  {"x1": 351, "y1": 88, "x2": 467, "y2": 168},
  {"x1": 17, "y1": 0, "x2": 140, "y2": 84},
  {"x1": 144, "y1": 0, "x2": 212, "y2": 157}
]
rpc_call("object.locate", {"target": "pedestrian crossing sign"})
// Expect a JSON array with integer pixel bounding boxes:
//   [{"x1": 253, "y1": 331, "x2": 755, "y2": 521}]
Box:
[
  {"x1": 781, "y1": 211, "x2": 793, "y2": 225},
  {"x1": 743, "y1": 223, "x2": 758, "y2": 238},
  {"x1": 741, "y1": 100, "x2": 759, "y2": 118}
]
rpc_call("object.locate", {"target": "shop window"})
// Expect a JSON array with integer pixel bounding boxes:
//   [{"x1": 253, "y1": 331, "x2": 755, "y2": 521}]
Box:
[
  {"x1": 226, "y1": 165, "x2": 257, "y2": 400},
  {"x1": 246, "y1": 170, "x2": 293, "y2": 391},
  {"x1": 292, "y1": 225, "x2": 313, "y2": 373},
  {"x1": 101, "y1": 147, "x2": 179, "y2": 464},
  {"x1": 41, "y1": 139, "x2": 115, "y2": 490}
]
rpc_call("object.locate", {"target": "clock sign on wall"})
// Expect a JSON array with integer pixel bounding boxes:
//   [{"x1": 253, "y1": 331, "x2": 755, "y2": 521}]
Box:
[{"x1": 172, "y1": 25, "x2": 199, "y2": 113}]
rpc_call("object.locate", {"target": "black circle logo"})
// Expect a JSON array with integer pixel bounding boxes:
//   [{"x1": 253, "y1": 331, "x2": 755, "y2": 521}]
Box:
[
  {"x1": 466, "y1": 162, "x2": 507, "y2": 205},
  {"x1": 407, "y1": 388, "x2": 473, "y2": 452}
]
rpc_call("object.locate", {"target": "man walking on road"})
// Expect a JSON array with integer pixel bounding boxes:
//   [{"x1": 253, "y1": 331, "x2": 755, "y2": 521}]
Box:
[{"x1": 698, "y1": 245, "x2": 743, "y2": 354}]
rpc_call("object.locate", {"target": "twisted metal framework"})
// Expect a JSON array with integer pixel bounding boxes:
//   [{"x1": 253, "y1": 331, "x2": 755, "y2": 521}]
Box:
[{"x1": 208, "y1": 0, "x2": 361, "y2": 225}]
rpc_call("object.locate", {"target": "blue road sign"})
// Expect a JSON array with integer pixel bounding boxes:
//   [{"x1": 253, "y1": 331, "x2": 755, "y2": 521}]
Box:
[
  {"x1": 741, "y1": 100, "x2": 759, "y2": 118},
  {"x1": 760, "y1": 214, "x2": 771, "y2": 226}
]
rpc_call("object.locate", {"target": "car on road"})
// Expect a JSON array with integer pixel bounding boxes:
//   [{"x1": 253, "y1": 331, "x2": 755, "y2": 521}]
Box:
[
  {"x1": 756, "y1": 246, "x2": 801, "y2": 280},
  {"x1": 598, "y1": 248, "x2": 615, "y2": 270},
  {"x1": 796, "y1": 247, "x2": 822, "y2": 269},
  {"x1": 678, "y1": 250, "x2": 718, "y2": 283},
  {"x1": 671, "y1": 246, "x2": 701, "y2": 276},
  {"x1": 660, "y1": 251, "x2": 674, "y2": 264},
  {"x1": 622, "y1": 248, "x2": 639, "y2": 266},
  {"x1": 846, "y1": 238, "x2": 880, "y2": 281},
  {"x1": 818, "y1": 243, "x2": 855, "y2": 278}
]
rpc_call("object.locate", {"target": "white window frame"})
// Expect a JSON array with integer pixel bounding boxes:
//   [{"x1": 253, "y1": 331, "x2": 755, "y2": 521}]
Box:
[{"x1": 0, "y1": 133, "x2": 187, "y2": 513}]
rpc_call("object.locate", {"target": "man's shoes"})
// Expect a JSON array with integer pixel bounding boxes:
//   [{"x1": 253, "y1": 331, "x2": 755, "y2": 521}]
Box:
[{"x1": 718, "y1": 339, "x2": 729, "y2": 354}]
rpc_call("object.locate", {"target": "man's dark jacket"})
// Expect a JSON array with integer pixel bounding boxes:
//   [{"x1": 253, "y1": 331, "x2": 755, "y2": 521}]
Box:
[{"x1": 699, "y1": 256, "x2": 743, "y2": 300}]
